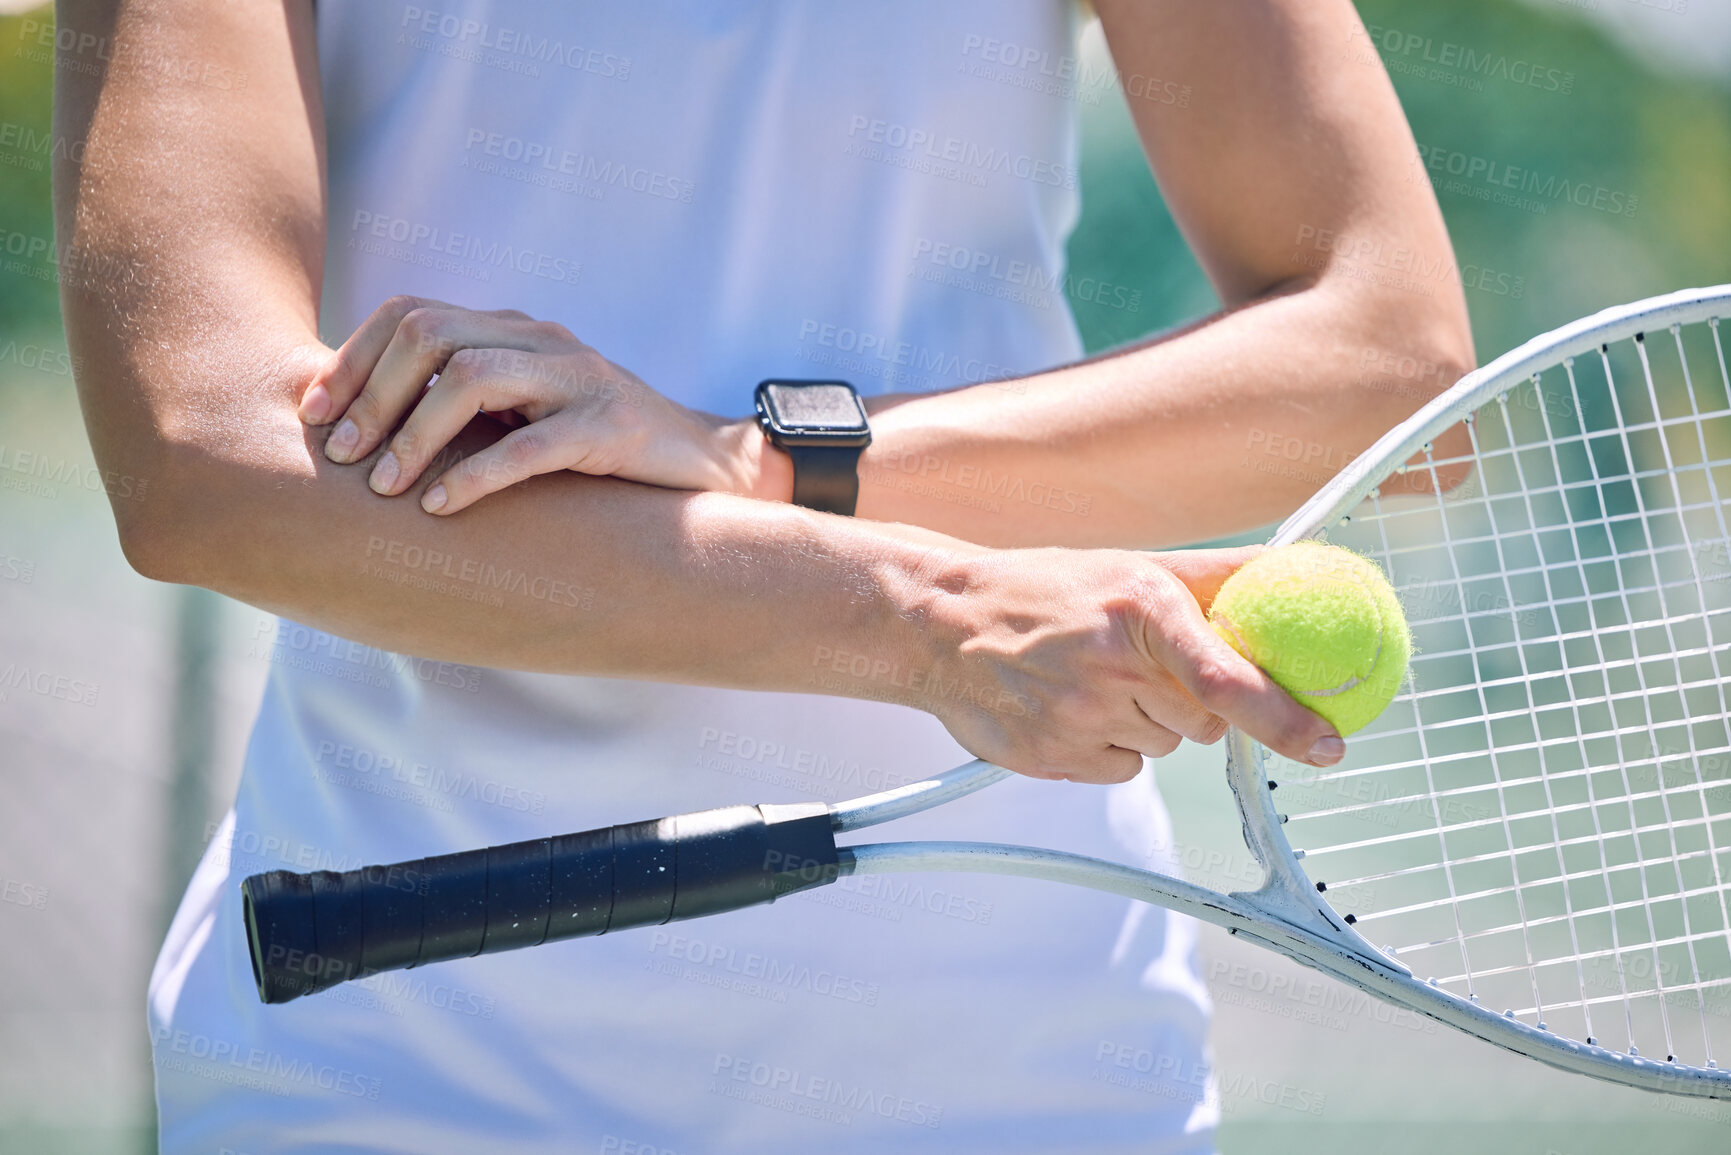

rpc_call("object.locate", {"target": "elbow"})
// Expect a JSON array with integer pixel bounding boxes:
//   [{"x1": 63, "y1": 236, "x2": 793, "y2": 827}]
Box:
[
  {"x1": 82, "y1": 342, "x2": 327, "y2": 589},
  {"x1": 113, "y1": 442, "x2": 307, "y2": 593},
  {"x1": 1345, "y1": 287, "x2": 1477, "y2": 426},
  {"x1": 113, "y1": 506, "x2": 170, "y2": 583},
  {"x1": 109, "y1": 446, "x2": 217, "y2": 586},
  {"x1": 105, "y1": 407, "x2": 301, "y2": 588},
  {"x1": 1342, "y1": 288, "x2": 1477, "y2": 495},
  {"x1": 1412, "y1": 318, "x2": 1477, "y2": 411},
  {"x1": 115, "y1": 451, "x2": 285, "y2": 590},
  {"x1": 116, "y1": 515, "x2": 194, "y2": 588}
]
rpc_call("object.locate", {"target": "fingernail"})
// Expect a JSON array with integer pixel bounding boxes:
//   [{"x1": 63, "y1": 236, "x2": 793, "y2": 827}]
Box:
[
  {"x1": 368, "y1": 451, "x2": 399, "y2": 494},
  {"x1": 421, "y1": 483, "x2": 447, "y2": 513},
  {"x1": 1308, "y1": 736, "x2": 1346, "y2": 766},
  {"x1": 325, "y1": 418, "x2": 360, "y2": 463},
  {"x1": 298, "y1": 382, "x2": 331, "y2": 424}
]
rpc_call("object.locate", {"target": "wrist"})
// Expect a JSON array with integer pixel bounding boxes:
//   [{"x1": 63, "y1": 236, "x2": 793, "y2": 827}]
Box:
[
  {"x1": 720, "y1": 418, "x2": 795, "y2": 502},
  {"x1": 873, "y1": 539, "x2": 990, "y2": 714},
  {"x1": 751, "y1": 425, "x2": 796, "y2": 503}
]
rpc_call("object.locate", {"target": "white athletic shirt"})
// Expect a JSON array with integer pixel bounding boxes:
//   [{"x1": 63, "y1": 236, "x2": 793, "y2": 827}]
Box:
[{"x1": 148, "y1": 4, "x2": 1219, "y2": 1152}]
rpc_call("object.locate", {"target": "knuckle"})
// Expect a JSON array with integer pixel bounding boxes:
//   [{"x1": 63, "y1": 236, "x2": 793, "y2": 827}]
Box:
[
  {"x1": 398, "y1": 307, "x2": 446, "y2": 354},
  {"x1": 324, "y1": 347, "x2": 361, "y2": 392},
  {"x1": 504, "y1": 430, "x2": 544, "y2": 467},
  {"x1": 445, "y1": 345, "x2": 481, "y2": 370},
  {"x1": 442, "y1": 346, "x2": 484, "y2": 382},
  {"x1": 1260, "y1": 706, "x2": 1317, "y2": 754},
  {"x1": 1123, "y1": 561, "x2": 1183, "y2": 609},
  {"x1": 538, "y1": 320, "x2": 576, "y2": 344},
  {"x1": 381, "y1": 294, "x2": 423, "y2": 319},
  {"x1": 344, "y1": 390, "x2": 384, "y2": 428},
  {"x1": 1111, "y1": 752, "x2": 1150, "y2": 780},
  {"x1": 1187, "y1": 655, "x2": 1240, "y2": 703},
  {"x1": 1146, "y1": 730, "x2": 1181, "y2": 759},
  {"x1": 1194, "y1": 714, "x2": 1230, "y2": 745}
]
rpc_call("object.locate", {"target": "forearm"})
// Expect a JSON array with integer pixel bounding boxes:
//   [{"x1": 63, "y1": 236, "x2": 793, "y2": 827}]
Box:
[
  {"x1": 270, "y1": 441, "x2": 964, "y2": 693},
  {"x1": 75, "y1": 311, "x2": 969, "y2": 694},
  {"x1": 857, "y1": 277, "x2": 1471, "y2": 550}
]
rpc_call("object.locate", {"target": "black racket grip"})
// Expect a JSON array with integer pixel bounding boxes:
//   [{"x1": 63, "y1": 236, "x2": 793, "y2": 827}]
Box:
[{"x1": 240, "y1": 802, "x2": 838, "y2": 1004}]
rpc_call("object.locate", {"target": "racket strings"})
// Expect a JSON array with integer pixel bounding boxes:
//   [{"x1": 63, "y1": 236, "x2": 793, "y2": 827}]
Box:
[
  {"x1": 1288, "y1": 742, "x2": 1731, "y2": 814},
  {"x1": 1464, "y1": 401, "x2": 1571, "y2": 1024},
  {"x1": 1611, "y1": 332, "x2": 1718, "y2": 1062},
  {"x1": 1540, "y1": 347, "x2": 1676, "y2": 1056},
  {"x1": 1363, "y1": 456, "x2": 1481, "y2": 1006},
  {"x1": 1278, "y1": 312, "x2": 1731, "y2": 1067},
  {"x1": 1375, "y1": 500, "x2": 1731, "y2": 589},
  {"x1": 1646, "y1": 323, "x2": 1731, "y2": 1058},
  {"x1": 1416, "y1": 424, "x2": 1544, "y2": 1017},
  {"x1": 1594, "y1": 326, "x2": 1731, "y2": 1062},
  {"x1": 1322, "y1": 809, "x2": 1723, "y2": 877}
]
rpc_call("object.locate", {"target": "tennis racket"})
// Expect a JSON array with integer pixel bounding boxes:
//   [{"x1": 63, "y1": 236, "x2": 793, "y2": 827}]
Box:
[{"x1": 242, "y1": 284, "x2": 1731, "y2": 1100}]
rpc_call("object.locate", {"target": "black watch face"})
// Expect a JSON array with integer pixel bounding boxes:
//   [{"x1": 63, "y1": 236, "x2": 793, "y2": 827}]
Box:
[{"x1": 757, "y1": 381, "x2": 871, "y2": 446}]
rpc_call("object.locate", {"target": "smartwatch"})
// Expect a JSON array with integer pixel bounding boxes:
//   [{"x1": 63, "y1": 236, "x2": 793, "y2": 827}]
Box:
[{"x1": 754, "y1": 379, "x2": 872, "y2": 516}]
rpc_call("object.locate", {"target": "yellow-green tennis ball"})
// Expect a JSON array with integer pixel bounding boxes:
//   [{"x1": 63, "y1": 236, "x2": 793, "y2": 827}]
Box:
[{"x1": 1208, "y1": 542, "x2": 1410, "y2": 736}]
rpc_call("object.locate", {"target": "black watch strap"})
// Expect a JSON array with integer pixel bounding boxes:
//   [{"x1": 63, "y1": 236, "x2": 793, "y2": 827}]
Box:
[
  {"x1": 755, "y1": 380, "x2": 870, "y2": 517},
  {"x1": 786, "y1": 445, "x2": 865, "y2": 516}
]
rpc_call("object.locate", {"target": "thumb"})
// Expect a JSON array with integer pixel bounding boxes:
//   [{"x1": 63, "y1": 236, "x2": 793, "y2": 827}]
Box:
[{"x1": 1136, "y1": 569, "x2": 1345, "y2": 768}]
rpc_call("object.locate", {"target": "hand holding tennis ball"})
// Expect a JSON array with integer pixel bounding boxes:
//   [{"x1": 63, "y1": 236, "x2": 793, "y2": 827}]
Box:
[{"x1": 1207, "y1": 543, "x2": 1410, "y2": 736}]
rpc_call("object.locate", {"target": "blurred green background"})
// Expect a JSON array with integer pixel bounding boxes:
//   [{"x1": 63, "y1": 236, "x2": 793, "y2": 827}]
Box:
[
  {"x1": 1066, "y1": 0, "x2": 1731, "y2": 362},
  {"x1": 1, "y1": 1, "x2": 1728, "y2": 1152}
]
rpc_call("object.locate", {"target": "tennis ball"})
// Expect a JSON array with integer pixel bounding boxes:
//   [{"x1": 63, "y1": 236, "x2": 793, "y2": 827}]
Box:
[{"x1": 1208, "y1": 542, "x2": 1410, "y2": 736}]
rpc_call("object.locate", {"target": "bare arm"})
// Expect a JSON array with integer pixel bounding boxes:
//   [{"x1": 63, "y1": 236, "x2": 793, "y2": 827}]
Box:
[
  {"x1": 53, "y1": 0, "x2": 1347, "y2": 779},
  {"x1": 49, "y1": 1, "x2": 939, "y2": 689},
  {"x1": 850, "y1": 0, "x2": 1476, "y2": 548}
]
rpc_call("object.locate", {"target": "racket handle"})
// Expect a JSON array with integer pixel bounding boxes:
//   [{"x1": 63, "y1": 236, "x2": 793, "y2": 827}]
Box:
[{"x1": 239, "y1": 802, "x2": 838, "y2": 1004}]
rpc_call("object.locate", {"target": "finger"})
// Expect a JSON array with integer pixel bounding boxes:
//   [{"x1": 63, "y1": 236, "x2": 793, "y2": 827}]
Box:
[
  {"x1": 420, "y1": 424, "x2": 576, "y2": 516},
  {"x1": 368, "y1": 350, "x2": 546, "y2": 496},
  {"x1": 935, "y1": 717, "x2": 1144, "y2": 786},
  {"x1": 1132, "y1": 689, "x2": 1226, "y2": 746},
  {"x1": 1112, "y1": 711, "x2": 1184, "y2": 760},
  {"x1": 1135, "y1": 576, "x2": 1344, "y2": 768},
  {"x1": 1056, "y1": 746, "x2": 1148, "y2": 785},
  {"x1": 325, "y1": 307, "x2": 569, "y2": 465},
  {"x1": 300, "y1": 295, "x2": 449, "y2": 425},
  {"x1": 1153, "y1": 545, "x2": 1264, "y2": 614}
]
